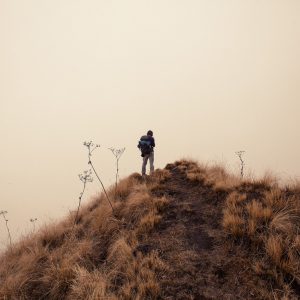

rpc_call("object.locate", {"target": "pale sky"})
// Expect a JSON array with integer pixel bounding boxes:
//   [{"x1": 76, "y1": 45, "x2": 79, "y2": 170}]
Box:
[{"x1": 0, "y1": 0, "x2": 299, "y2": 249}]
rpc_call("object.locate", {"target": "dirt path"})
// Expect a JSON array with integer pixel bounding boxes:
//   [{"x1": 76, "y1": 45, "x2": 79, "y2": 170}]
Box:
[{"x1": 145, "y1": 164, "x2": 268, "y2": 299}]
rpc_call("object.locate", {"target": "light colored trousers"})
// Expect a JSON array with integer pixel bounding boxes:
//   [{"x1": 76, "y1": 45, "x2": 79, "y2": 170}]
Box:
[{"x1": 142, "y1": 152, "x2": 154, "y2": 175}]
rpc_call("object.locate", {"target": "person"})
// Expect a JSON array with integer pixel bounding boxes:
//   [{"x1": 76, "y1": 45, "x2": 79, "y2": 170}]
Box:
[{"x1": 138, "y1": 130, "x2": 155, "y2": 176}]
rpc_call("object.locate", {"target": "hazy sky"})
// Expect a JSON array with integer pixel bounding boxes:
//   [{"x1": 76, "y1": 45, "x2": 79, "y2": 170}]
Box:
[{"x1": 1, "y1": 0, "x2": 299, "y2": 249}]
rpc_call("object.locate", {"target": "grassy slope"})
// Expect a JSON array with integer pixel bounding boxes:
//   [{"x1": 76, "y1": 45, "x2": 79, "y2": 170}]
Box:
[{"x1": 0, "y1": 160, "x2": 300, "y2": 299}]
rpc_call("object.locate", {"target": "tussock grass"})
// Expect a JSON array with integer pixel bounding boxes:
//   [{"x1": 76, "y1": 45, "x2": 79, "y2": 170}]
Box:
[
  {"x1": 1, "y1": 160, "x2": 299, "y2": 299},
  {"x1": 172, "y1": 159, "x2": 300, "y2": 297},
  {"x1": 221, "y1": 172, "x2": 300, "y2": 296},
  {"x1": 69, "y1": 266, "x2": 110, "y2": 300},
  {"x1": 178, "y1": 159, "x2": 240, "y2": 191},
  {"x1": 0, "y1": 172, "x2": 168, "y2": 299},
  {"x1": 111, "y1": 172, "x2": 142, "y2": 200},
  {"x1": 151, "y1": 168, "x2": 171, "y2": 183},
  {"x1": 223, "y1": 210, "x2": 245, "y2": 237}
]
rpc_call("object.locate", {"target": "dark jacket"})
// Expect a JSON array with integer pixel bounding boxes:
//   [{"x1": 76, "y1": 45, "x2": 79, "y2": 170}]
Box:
[{"x1": 138, "y1": 135, "x2": 155, "y2": 152}]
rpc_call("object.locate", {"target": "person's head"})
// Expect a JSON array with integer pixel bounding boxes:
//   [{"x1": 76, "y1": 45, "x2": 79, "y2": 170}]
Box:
[{"x1": 147, "y1": 130, "x2": 153, "y2": 136}]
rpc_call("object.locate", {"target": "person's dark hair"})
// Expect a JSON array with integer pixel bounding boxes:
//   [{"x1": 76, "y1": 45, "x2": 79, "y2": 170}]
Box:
[{"x1": 147, "y1": 130, "x2": 153, "y2": 136}]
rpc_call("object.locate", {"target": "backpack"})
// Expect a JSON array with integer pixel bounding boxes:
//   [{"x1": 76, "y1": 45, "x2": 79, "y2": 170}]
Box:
[{"x1": 138, "y1": 136, "x2": 152, "y2": 156}]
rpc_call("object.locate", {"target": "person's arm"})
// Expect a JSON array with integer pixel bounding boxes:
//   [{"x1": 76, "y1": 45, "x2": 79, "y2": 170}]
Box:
[{"x1": 151, "y1": 137, "x2": 155, "y2": 148}]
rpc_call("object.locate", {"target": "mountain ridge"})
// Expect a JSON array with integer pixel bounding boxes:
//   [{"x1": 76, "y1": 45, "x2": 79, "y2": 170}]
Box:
[{"x1": 0, "y1": 160, "x2": 300, "y2": 299}]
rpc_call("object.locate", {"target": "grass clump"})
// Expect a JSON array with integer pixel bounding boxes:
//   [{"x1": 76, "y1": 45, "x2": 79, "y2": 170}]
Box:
[
  {"x1": 222, "y1": 176, "x2": 300, "y2": 295},
  {"x1": 0, "y1": 172, "x2": 168, "y2": 299}
]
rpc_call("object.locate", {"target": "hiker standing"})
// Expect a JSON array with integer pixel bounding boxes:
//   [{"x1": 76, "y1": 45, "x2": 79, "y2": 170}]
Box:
[{"x1": 138, "y1": 130, "x2": 155, "y2": 176}]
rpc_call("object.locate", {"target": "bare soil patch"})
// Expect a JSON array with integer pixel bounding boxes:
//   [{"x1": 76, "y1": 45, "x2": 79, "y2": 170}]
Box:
[{"x1": 145, "y1": 163, "x2": 277, "y2": 299}]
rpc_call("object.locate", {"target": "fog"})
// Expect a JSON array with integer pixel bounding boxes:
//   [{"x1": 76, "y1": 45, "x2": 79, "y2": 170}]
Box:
[{"x1": 1, "y1": 0, "x2": 299, "y2": 249}]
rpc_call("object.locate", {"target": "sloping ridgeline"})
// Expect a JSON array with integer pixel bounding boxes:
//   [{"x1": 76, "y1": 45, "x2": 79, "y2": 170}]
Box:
[{"x1": 0, "y1": 160, "x2": 300, "y2": 299}]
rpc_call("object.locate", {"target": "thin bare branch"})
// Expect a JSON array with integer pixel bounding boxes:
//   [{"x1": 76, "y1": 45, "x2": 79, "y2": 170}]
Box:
[
  {"x1": 73, "y1": 169, "x2": 93, "y2": 228},
  {"x1": 0, "y1": 210, "x2": 12, "y2": 248},
  {"x1": 235, "y1": 151, "x2": 246, "y2": 178},
  {"x1": 83, "y1": 141, "x2": 114, "y2": 212},
  {"x1": 109, "y1": 147, "x2": 126, "y2": 191}
]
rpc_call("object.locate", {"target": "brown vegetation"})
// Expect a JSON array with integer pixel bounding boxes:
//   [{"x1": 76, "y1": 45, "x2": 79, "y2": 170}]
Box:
[
  {"x1": 0, "y1": 160, "x2": 299, "y2": 299},
  {"x1": 0, "y1": 173, "x2": 168, "y2": 299}
]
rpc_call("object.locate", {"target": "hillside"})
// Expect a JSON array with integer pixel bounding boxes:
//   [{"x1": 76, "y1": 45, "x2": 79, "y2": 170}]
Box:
[{"x1": 0, "y1": 160, "x2": 300, "y2": 299}]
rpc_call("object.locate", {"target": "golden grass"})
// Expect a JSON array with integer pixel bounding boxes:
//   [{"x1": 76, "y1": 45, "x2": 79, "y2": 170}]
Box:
[
  {"x1": 222, "y1": 210, "x2": 245, "y2": 236},
  {"x1": 0, "y1": 172, "x2": 168, "y2": 299},
  {"x1": 222, "y1": 192, "x2": 245, "y2": 236},
  {"x1": 178, "y1": 159, "x2": 300, "y2": 298},
  {"x1": 226, "y1": 192, "x2": 247, "y2": 207},
  {"x1": 110, "y1": 173, "x2": 142, "y2": 200},
  {"x1": 151, "y1": 168, "x2": 172, "y2": 182},
  {"x1": 178, "y1": 159, "x2": 300, "y2": 294},
  {"x1": 136, "y1": 211, "x2": 162, "y2": 236},
  {"x1": 221, "y1": 171, "x2": 300, "y2": 295},
  {"x1": 263, "y1": 189, "x2": 288, "y2": 210},
  {"x1": 265, "y1": 235, "x2": 284, "y2": 265},
  {"x1": 68, "y1": 266, "x2": 112, "y2": 300},
  {"x1": 181, "y1": 159, "x2": 241, "y2": 191},
  {"x1": 246, "y1": 200, "x2": 272, "y2": 221},
  {"x1": 270, "y1": 209, "x2": 295, "y2": 234},
  {"x1": 1, "y1": 159, "x2": 299, "y2": 299}
]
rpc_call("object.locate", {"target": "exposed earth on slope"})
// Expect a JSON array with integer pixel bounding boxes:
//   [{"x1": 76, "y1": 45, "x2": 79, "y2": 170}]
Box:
[
  {"x1": 142, "y1": 162, "x2": 296, "y2": 299},
  {"x1": 1, "y1": 160, "x2": 299, "y2": 299}
]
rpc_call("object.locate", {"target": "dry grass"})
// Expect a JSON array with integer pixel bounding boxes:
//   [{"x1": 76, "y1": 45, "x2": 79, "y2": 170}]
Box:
[
  {"x1": 265, "y1": 234, "x2": 284, "y2": 265},
  {"x1": 151, "y1": 168, "x2": 171, "y2": 183},
  {"x1": 222, "y1": 192, "x2": 246, "y2": 236},
  {"x1": 110, "y1": 172, "x2": 142, "y2": 200},
  {"x1": 179, "y1": 159, "x2": 240, "y2": 192},
  {"x1": 222, "y1": 210, "x2": 245, "y2": 237},
  {"x1": 167, "y1": 160, "x2": 300, "y2": 297},
  {"x1": 68, "y1": 267, "x2": 111, "y2": 300},
  {"x1": 221, "y1": 171, "x2": 300, "y2": 296},
  {"x1": 0, "y1": 172, "x2": 168, "y2": 299},
  {"x1": 1, "y1": 159, "x2": 299, "y2": 299},
  {"x1": 176, "y1": 160, "x2": 300, "y2": 297}
]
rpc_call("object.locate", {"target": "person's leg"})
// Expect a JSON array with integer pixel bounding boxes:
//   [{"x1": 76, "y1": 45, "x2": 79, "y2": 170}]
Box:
[
  {"x1": 142, "y1": 155, "x2": 149, "y2": 175},
  {"x1": 149, "y1": 152, "x2": 154, "y2": 174}
]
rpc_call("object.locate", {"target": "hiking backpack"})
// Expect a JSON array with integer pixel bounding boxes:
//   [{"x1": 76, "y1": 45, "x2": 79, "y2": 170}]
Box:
[{"x1": 138, "y1": 136, "x2": 152, "y2": 156}]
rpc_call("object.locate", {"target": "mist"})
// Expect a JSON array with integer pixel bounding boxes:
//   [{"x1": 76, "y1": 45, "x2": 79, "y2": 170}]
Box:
[{"x1": 1, "y1": 0, "x2": 299, "y2": 249}]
